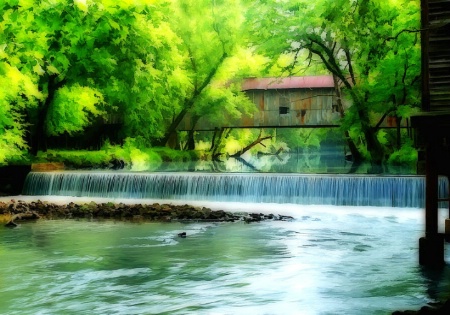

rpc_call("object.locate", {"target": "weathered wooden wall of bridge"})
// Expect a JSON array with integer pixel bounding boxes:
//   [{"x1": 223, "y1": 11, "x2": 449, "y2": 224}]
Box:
[
  {"x1": 177, "y1": 76, "x2": 339, "y2": 131},
  {"x1": 176, "y1": 75, "x2": 408, "y2": 131}
]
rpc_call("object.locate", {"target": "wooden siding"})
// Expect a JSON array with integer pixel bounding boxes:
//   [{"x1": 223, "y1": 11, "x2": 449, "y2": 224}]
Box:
[
  {"x1": 175, "y1": 84, "x2": 408, "y2": 131},
  {"x1": 246, "y1": 88, "x2": 338, "y2": 127},
  {"x1": 422, "y1": 0, "x2": 450, "y2": 110},
  {"x1": 176, "y1": 87, "x2": 339, "y2": 131}
]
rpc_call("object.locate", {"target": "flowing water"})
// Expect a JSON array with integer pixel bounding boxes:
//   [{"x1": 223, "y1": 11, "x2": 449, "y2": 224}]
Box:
[
  {"x1": 3, "y1": 170, "x2": 450, "y2": 314},
  {"x1": 22, "y1": 172, "x2": 449, "y2": 208},
  {"x1": 1, "y1": 204, "x2": 450, "y2": 315}
]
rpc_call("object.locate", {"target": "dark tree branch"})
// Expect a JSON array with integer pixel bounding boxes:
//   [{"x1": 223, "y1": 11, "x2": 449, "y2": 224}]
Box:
[
  {"x1": 401, "y1": 56, "x2": 408, "y2": 104},
  {"x1": 384, "y1": 28, "x2": 423, "y2": 44},
  {"x1": 374, "y1": 108, "x2": 395, "y2": 130},
  {"x1": 306, "y1": 37, "x2": 354, "y2": 93},
  {"x1": 231, "y1": 130, "x2": 272, "y2": 157},
  {"x1": 342, "y1": 38, "x2": 356, "y2": 86},
  {"x1": 158, "y1": 51, "x2": 228, "y2": 147}
]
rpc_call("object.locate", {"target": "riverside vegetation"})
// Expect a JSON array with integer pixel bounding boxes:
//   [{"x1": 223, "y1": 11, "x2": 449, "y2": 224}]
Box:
[{"x1": 1, "y1": 0, "x2": 421, "y2": 168}]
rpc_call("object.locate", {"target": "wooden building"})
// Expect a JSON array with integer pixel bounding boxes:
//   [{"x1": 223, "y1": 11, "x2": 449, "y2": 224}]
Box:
[
  {"x1": 241, "y1": 76, "x2": 339, "y2": 127},
  {"x1": 177, "y1": 75, "x2": 339, "y2": 131}
]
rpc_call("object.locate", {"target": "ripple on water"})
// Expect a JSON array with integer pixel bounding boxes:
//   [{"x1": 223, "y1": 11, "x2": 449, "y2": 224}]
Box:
[{"x1": 1, "y1": 206, "x2": 450, "y2": 315}]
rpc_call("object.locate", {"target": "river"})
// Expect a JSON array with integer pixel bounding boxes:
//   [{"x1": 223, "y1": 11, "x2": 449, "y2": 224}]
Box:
[{"x1": 1, "y1": 203, "x2": 450, "y2": 315}]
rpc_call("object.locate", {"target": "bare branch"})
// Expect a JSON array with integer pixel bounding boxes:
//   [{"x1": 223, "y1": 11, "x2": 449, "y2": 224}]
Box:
[
  {"x1": 342, "y1": 37, "x2": 356, "y2": 86},
  {"x1": 374, "y1": 107, "x2": 395, "y2": 130}
]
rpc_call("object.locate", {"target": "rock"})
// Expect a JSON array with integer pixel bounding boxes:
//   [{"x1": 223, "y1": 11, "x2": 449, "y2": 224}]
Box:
[
  {"x1": 243, "y1": 214, "x2": 262, "y2": 224},
  {"x1": 178, "y1": 232, "x2": 187, "y2": 238},
  {"x1": 5, "y1": 221, "x2": 18, "y2": 228},
  {"x1": 278, "y1": 214, "x2": 295, "y2": 221},
  {"x1": 4, "y1": 211, "x2": 40, "y2": 227},
  {"x1": 1, "y1": 200, "x2": 295, "y2": 225}
]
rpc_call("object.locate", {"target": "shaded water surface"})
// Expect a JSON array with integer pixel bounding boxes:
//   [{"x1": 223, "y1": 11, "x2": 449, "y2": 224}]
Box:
[{"x1": 1, "y1": 205, "x2": 450, "y2": 315}]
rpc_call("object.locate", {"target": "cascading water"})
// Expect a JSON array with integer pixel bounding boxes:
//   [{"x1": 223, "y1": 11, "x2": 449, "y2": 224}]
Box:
[{"x1": 22, "y1": 171, "x2": 449, "y2": 208}]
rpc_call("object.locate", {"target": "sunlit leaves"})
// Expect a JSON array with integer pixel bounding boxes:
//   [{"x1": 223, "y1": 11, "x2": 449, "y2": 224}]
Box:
[
  {"x1": 1, "y1": 0, "x2": 191, "y2": 157},
  {"x1": 46, "y1": 84, "x2": 105, "y2": 136},
  {"x1": 158, "y1": 0, "x2": 258, "y2": 148},
  {"x1": 0, "y1": 62, "x2": 41, "y2": 164},
  {"x1": 376, "y1": 129, "x2": 389, "y2": 146},
  {"x1": 248, "y1": 0, "x2": 421, "y2": 162},
  {"x1": 74, "y1": 0, "x2": 89, "y2": 13},
  {"x1": 396, "y1": 105, "x2": 419, "y2": 119}
]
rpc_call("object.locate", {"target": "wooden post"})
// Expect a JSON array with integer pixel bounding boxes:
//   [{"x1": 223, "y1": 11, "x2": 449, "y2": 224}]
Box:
[
  {"x1": 419, "y1": 139, "x2": 445, "y2": 266},
  {"x1": 446, "y1": 175, "x2": 450, "y2": 242},
  {"x1": 425, "y1": 140, "x2": 438, "y2": 237}
]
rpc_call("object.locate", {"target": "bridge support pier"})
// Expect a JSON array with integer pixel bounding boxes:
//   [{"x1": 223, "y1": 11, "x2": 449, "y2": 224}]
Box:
[
  {"x1": 419, "y1": 235, "x2": 445, "y2": 266},
  {"x1": 446, "y1": 219, "x2": 450, "y2": 242},
  {"x1": 418, "y1": 136, "x2": 445, "y2": 267},
  {"x1": 412, "y1": 113, "x2": 450, "y2": 267}
]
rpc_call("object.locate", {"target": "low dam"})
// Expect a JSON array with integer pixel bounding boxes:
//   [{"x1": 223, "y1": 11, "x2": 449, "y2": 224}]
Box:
[{"x1": 22, "y1": 171, "x2": 449, "y2": 208}]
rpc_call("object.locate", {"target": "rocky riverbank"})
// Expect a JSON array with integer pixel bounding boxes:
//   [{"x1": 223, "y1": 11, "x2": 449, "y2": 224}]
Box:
[{"x1": 0, "y1": 199, "x2": 294, "y2": 227}]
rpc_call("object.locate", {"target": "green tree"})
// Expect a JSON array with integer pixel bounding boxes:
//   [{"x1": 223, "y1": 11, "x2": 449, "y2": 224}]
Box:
[
  {"x1": 0, "y1": 0, "x2": 186, "y2": 156},
  {"x1": 247, "y1": 0, "x2": 421, "y2": 164},
  {"x1": 158, "y1": 0, "x2": 256, "y2": 149},
  {"x1": 0, "y1": 62, "x2": 41, "y2": 165}
]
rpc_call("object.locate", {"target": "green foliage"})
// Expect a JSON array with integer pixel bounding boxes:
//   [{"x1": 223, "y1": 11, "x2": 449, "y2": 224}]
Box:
[
  {"x1": 0, "y1": 62, "x2": 42, "y2": 165},
  {"x1": 37, "y1": 137, "x2": 162, "y2": 170},
  {"x1": 158, "y1": 0, "x2": 259, "y2": 146},
  {"x1": 219, "y1": 129, "x2": 278, "y2": 156},
  {"x1": 46, "y1": 84, "x2": 105, "y2": 136},
  {"x1": 276, "y1": 129, "x2": 338, "y2": 150},
  {"x1": 152, "y1": 146, "x2": 200, "y2": 162},
  {"x1": 1, "y1": 0, "x2": 188, "y2": 156},
  {"x1": 0, "y1": 0, "x2": 422, "y2": 168},
  {"x1": 193, "y1": 85, "x2": 256, "y2": 128},
  {"x1": 388, "y1": 140, "x2": 418, "y2": 165},
  {"x1": 37, "y1": 137, "x2": 200, "y2": 171},
  {"x1": 376, "y1": 130, "x2": 389, "y2": 146},
  {"x1": 37, "y1": 150, "x2": 112, "y2": 169},
  {"x1": 247, "y1": 0, "x2": 421, "y2": 163},
  {"x1": 105, "y1": 137, "x2": 164, "y2": 171}
]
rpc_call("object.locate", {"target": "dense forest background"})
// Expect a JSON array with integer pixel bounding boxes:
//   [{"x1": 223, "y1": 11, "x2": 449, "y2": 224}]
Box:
[{"x1": 0, "y1": 0, "x2": 421, "y2": 169}]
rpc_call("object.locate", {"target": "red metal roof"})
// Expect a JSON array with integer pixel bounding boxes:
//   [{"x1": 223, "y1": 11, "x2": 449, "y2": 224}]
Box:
[{"x1": 241, "y1": 75, "x2": 334, "y2": 90}]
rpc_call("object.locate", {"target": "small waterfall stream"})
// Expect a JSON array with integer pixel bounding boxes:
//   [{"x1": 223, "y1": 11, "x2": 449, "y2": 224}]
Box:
[{"x1": 22, "y1": 171, "x2": 449, "y2": 208}]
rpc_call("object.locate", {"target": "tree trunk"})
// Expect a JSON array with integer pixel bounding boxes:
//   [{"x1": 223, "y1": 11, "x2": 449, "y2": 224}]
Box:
[
  {"x1": 185, "y1": 115, "x2": 200, "y2": 150},
  {"x1": 396, "y1": 116, "x2": 402, "y2": 149},
  {"x1": 210, "y1": 128, "x2": 220, "y2": 152},
  {"x1": 30, "y1": 75, "x2": 65, "y2": 156},
  {"x1": 157, "y1": 107, "x2": 189, "y2": 148},
  {"x1": 157, "y1": 52, "x2": 228, "y2": 148},
  {"x1": 308, "y1": 42, "x2": 384, "y2": 164},
  {"x1": 358, "y1": 106, "x2": 384, "y2": 164},
  {"x1": 211, "y1": 127, "x2": 228, "y2": 160},
  {"x1": 333, "y1": 75, "x2": 362, "y2": 162}
]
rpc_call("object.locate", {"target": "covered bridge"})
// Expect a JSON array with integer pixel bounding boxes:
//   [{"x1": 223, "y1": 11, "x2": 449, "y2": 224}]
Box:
[
  {"x1": 241, "y1": 75, "x2": 339, "y2": 127},
  {"x1": 176, "y1": 75, "x2": 339, "y2": 131}
]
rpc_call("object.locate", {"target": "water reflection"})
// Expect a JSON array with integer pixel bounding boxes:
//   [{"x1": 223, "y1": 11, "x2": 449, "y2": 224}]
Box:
[
  {"x1": 421, "y1": 267, "x2": 450, "y2": 302},
  {"x1": 157, "y1": 152, "x2": 416, "y2": 175}
]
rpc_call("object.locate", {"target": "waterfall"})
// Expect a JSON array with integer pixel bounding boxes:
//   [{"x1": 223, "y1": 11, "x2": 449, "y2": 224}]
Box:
[{"x1": 22, "y1": 171, "x2": 449, "y2": 208}]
